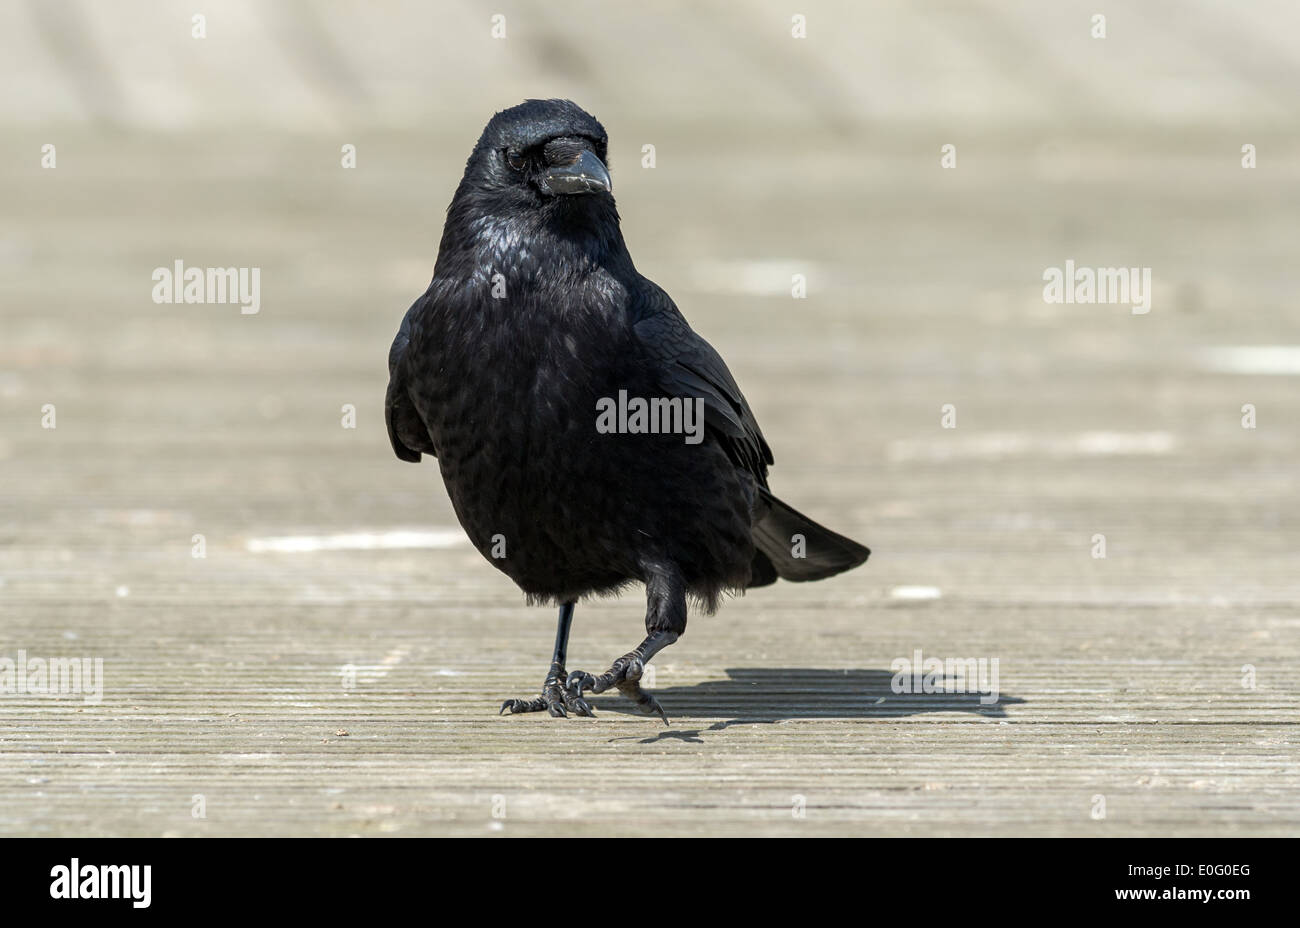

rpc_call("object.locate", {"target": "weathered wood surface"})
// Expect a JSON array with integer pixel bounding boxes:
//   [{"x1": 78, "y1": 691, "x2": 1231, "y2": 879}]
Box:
[{"x1": 1, "y1": 1, "x2": 1298, "y2": 836}]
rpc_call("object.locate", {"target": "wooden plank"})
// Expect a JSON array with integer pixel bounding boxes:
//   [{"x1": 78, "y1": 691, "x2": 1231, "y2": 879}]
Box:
[{"x1": 1, "y1": 4, "x2": 1298, "y2": 837}]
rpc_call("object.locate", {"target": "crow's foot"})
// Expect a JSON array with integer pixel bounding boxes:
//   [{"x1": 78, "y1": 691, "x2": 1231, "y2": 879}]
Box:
[
  {"x1": 567, "y1": 649, "x2": 670, "y2": 725},
  {"x1": 499, "y1": 663, "x2": 594, "y2": 718}
]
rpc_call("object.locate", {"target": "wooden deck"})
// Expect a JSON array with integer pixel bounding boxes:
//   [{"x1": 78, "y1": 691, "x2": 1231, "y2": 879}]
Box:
[{"x1": 1, "y1": 0, "x2": 1297, "y2": 836}]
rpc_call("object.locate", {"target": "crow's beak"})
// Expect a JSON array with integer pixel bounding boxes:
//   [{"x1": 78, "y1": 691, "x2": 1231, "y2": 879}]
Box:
[{"x1": 542, "y1": 149, "x2": 612, "y2": 196}]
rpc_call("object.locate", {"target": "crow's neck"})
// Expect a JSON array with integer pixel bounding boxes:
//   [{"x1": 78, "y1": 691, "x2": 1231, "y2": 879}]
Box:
[{"x1": 435, "y1": 198, "x2": 634, "y2": 289}]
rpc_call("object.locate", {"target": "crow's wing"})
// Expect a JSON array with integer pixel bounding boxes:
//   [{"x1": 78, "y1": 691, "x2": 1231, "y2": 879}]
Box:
[
  {"x1": 632, "y1": 282, "x2": 773, "y2": 486},
  {"x1": 386, "y1": 296, "x2": 437, "y2": 463}
]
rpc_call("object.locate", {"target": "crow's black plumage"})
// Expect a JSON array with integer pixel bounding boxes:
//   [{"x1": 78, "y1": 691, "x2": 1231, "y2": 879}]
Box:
[{"x1": 386, "y1": 99, "x2": 869, "y2": 720}]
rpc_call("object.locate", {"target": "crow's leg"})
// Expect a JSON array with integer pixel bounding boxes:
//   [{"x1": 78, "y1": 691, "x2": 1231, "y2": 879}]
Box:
[
  {"x1": 499, "y1": 602, "x2": 594, "y2": 718},
  {"x1": 566, "y1": 564, "x2": 685, "y2": 724}
]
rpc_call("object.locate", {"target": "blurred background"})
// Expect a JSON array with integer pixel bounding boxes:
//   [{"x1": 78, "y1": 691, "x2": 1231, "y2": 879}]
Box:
[{"x1": 1, "y1": 1, "x2": 1297, "y2": 836}]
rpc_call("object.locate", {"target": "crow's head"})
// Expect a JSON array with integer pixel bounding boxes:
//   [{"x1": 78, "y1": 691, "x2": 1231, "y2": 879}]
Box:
[
  {"x1": 437, "y1": 100, "x2": 627, "y2": 279},
  {"x1": 457, "y1": 99, "x2": 612, "y2": 212}
]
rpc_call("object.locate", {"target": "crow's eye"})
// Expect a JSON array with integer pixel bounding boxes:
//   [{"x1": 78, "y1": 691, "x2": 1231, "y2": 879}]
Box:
[{"x1": 505, "y1": 149, "x2": 526, "y2": 172}]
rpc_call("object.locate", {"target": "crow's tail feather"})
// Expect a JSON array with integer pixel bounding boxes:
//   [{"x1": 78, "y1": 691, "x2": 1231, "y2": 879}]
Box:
[{"x1": 751, "y1": 488, "x2": 870, "y2": 583}]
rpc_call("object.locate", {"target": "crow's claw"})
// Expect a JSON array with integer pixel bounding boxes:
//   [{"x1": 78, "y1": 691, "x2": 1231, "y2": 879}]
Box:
[
  {"x1": 500, "y1": 666, "x2": 595, "y2": 719},
  {"x1": 567, "y1": 654, "x2": 670, "y2": 725}
]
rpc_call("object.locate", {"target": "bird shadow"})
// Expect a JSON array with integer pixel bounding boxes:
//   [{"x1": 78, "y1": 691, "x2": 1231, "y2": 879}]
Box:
[{"x1": 598, "y1": 667, "x2": 1025, "y2": 745}]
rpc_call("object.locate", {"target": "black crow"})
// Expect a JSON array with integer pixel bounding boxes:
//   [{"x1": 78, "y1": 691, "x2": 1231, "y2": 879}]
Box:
[{"x1": 386, "y1": 99, "x2": 869, "y2": 722}]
